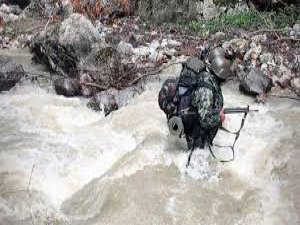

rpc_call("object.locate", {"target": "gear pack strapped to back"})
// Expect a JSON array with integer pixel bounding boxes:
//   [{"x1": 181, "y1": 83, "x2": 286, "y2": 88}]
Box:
[{"x1": 176, "y1": 57, "x2": 223, "y2": 120}]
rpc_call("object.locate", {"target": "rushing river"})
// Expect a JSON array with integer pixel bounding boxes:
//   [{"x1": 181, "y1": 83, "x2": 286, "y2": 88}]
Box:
[{"x1": 0, "y1": 50, "x2": 299, "y2": 225}]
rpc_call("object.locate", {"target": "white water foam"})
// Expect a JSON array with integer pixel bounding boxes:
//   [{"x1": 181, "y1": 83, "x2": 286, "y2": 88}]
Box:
[{"x1": 0, "y1": 78, "x2": 298, "y2": 224}]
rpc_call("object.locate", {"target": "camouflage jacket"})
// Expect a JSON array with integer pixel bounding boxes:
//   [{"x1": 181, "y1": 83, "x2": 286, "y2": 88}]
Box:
[{"x1": 159, "y1": 57, "x2": 223, "y2": 130}]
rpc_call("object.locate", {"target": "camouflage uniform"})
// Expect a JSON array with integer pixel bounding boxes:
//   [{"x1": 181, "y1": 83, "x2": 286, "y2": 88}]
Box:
[{"x1": 159, "y1": 57, "x2": 223, "y2": 150}]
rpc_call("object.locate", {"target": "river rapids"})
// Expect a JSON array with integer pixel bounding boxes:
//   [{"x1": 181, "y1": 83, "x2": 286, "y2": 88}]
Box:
[{"x1": 0, "y1": 50, "x2": 299, "y2": 225}]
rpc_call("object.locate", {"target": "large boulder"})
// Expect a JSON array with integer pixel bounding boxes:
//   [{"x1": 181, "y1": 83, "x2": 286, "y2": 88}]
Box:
[
  {"x1": 54, "y1": 77, "x2": 81, "y2": 97},
  {"x1": 238, "y1": 66, "x2": 272, "y2": 95},
  {"x1": 138, "y1": 0, "x2": 199, "y2": 24},
  {"x1": 30, "y1": 13, "x2": 102, "y2": 75},
  {"x1": 30, "y1": 32, "x2": 79, "y2": 75},
  {"x1": 0, "y1": 56, "x2": 24, "y2": 91},
  {"x1": 58, "y1": 13, "x2": 102, "y2": 58}
]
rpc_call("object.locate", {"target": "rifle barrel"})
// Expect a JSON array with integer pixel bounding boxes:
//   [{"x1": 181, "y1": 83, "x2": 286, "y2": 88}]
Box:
[{"x1": 224, "y1": 108, "x2": 258, "y2": 114}]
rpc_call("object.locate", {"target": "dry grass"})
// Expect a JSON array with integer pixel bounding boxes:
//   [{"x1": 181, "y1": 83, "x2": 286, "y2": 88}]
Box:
[{"x1": 70, "y1": 0, "x2": 132, "y2": 20}]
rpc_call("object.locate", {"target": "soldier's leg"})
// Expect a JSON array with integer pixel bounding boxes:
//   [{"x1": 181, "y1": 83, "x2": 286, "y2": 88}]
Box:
[
  {"x1": 186, "y1": 135, "x2": 194, "y2": 150},
  {"x1": 190, "y1": 125, "x2": 205, "y2": 149}
]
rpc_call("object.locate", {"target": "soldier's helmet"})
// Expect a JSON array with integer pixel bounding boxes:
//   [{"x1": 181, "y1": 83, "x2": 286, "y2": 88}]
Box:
[
  {"x1": 208, "y1": 48, "x2": 232, "y2": 80},
  {"x1": 158, "y1": 78, "x2": 178, "y2": 116}
]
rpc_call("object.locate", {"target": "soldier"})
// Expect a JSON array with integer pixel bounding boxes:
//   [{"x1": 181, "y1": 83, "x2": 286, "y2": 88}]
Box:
[{"x1": 158, "y1": 48, "x2": 230, "y2": 151}]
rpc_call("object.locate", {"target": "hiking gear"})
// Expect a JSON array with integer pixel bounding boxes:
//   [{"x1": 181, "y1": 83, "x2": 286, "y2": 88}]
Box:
[
  {"x1": 178, "y1": 58, "x2": 223, "y2": 129},
  {"x1": 158, "y1": 78, "x2": 178, "y2": 116},
  {"x1": 158, "y1": 57, "x2": 224, "y2": 164},
  {"x1": 168, "y1": 116, "x2": 184, "y2": 136},
  {"x1": 175, "y1": 58, "x2": 223, "y2": 151}
]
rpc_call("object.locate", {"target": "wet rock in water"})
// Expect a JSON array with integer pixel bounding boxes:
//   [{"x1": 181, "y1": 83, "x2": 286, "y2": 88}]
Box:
[
  {"x1": 58, "y1": 13, "x2": 103, "y2": 58},
  {"x1": 54, "y1": 78, "x2": 81, "y2": 97},
  {"x1": 0, "y1": 56, "x2": 24, "y2": 91},
  {"x1": 238, "y1": 66, "x2": 272, "y2": 96},
  {"x1": 290, "y1": 77, "x2": 300, "y2": 96},
  {"x1": 88, "y1": 85, "x2": 142, "y2": 115},
  {"x1": 89, "y1": 91, "x2": 119, "y2": 115}
]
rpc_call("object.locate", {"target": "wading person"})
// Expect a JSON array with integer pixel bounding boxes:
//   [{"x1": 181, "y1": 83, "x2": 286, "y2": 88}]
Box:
[{"x1": 158, "y1": 48, "x2": 230, "y2": 154}]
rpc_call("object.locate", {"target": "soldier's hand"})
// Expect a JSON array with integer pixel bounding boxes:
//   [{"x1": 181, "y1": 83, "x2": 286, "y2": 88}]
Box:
[{"x1": 220, "y1": 108, "x2": 225, "y2": 124}]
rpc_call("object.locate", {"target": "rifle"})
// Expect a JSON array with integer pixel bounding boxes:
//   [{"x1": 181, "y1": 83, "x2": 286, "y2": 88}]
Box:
[
  {"x1": 223, "y1": 107, "x2": 258, "y2": 114},
  {"x1": 169, "y1": 107, "x2": 258, "y2": 137}
]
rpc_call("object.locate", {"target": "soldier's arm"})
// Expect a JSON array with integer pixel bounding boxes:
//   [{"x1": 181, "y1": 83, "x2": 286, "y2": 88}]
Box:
[{"x1": 191, "y1": 87, "x2": 221, "y2": 129}]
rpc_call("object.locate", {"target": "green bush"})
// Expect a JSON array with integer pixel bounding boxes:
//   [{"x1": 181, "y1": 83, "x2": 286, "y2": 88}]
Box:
[{"x1": 162, "y1": 6, "x2": 300, "y2": 35}]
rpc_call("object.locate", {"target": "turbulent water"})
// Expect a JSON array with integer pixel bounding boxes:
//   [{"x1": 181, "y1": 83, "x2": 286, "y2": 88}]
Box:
[{"x1": 0, "y1": 50, "x2": 299, "y2": 225}]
